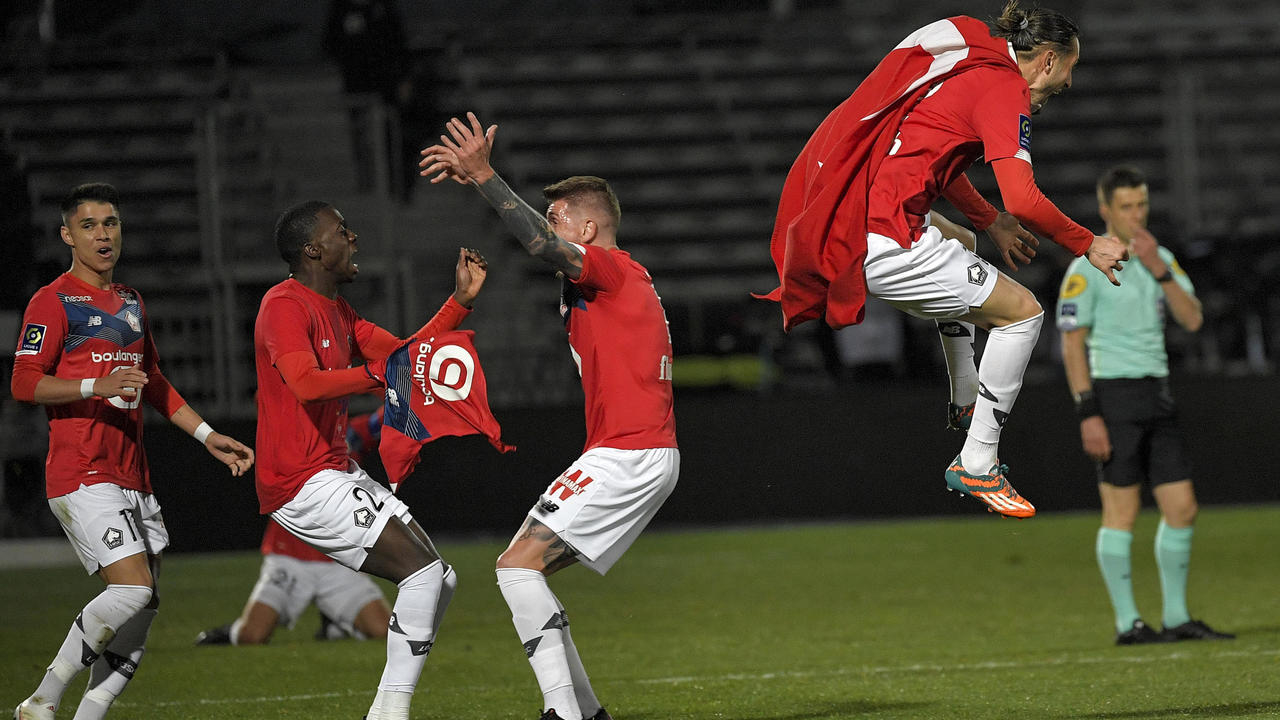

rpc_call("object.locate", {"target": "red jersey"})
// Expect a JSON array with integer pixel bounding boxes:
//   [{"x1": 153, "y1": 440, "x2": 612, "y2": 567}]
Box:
[
  {"x1": 561, "y1": 244, "x2": 677, "y2": 451},
  {"x1": 253, "y1": 278, "x2": 385, "y2": 513},
  {"x1": 261, "y1": 518, "x2": 330, "y2": 562},
  {"x1": 13, "y1": 273, "x2": 185, "y2": 498},
  {"x1": 867, "y1": 64, "x2": 1031, "y2": 247}
]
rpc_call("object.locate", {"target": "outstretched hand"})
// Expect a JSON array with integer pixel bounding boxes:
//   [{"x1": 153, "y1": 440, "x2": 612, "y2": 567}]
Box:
[
  {"x1": 419, "y1": 111, "x2": 498, "y2": 186},
  {"x1": 986, "y1": 212, "x2": 1039, "y2": 271},
  {"x1": 1087, "y1": 234, "x2": 1129, "y2": 286},
  {"x1": 206, "y1": 433, "x2": 255, "y2": 477},
  {"x1": 453, "y1": 246, "x2": 488, "y2": 308}
]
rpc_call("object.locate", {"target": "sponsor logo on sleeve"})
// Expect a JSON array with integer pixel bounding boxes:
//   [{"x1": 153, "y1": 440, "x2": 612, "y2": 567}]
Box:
[
  {"x1": 1018, "y1": 114, "x2": 1032, "y2": 151},
  {"x1": 1061, "y1": 274, "x2": 1087, "y2": 299},
  {"x1": 18, "y1": 323, "x2": 46, "y2": 355}
]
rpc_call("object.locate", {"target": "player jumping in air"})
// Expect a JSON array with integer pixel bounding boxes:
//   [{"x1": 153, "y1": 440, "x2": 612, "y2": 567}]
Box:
[
  {"x1": 759, "y1": 1, "x2": 1129, "y2": 518},
  {"x1": 421, "y1": 112, "x2": 678, "y2": 720}
]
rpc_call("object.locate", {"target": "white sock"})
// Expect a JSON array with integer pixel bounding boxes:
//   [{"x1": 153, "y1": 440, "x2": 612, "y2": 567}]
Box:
[
  {"x1": 961, "y1": 312, "x2": 1043, "y2": 472},
  {"x1": 497, "y1": 567, "x2": 581, "y2": 720},
  {"x1": 72, "y1": 608, "x2": 157, "y2": 720},
  {"x1": 434, "y1": 564, "x2": 458, "y2": 636},
  {"x1": 367, "y1": 564, "x2": 456, "y2": 718},
  {"x1": 936, "y1": 320, "x2": 978, "y2": 405},
  {"x1": 28, "y1": 584, "x2": 152, "y2": 713},
  {"x1": 229, "y1": 617, "x2": 245, "y2": 646},
  {"x1": 555, "y1": 595, "x2": 601, "y2": 717},
  {"x1": 374, "y1": 560, "x2": 445, "y2": 719}
]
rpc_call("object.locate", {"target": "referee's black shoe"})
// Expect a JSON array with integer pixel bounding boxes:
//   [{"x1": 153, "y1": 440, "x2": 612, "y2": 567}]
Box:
[
  {"x1": 1162, "y1": 619, "x2": 1235, "y2": 642},
  {"x1": 1115, "y1": 619, "x2": 1165, "y2": 645}
]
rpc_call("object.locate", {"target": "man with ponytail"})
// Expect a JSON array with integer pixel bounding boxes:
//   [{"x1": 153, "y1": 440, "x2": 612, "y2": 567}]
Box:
[{"x1": 760, "y1": 2, "x2": 1130, "y2": 518}]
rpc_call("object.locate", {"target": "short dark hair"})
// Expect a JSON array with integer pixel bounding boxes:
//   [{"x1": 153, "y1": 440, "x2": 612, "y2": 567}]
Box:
[
  {"x1": 61, "y1": 183, "x2": 120, "y2": 224},
  {"x1": 989, "y1": 0, "x2": 1079, "y2": 58},
  {"x1": 274, "y1": 200, "x2": 331, "y2": 271},
  {"x1": 543, "y1": 176, "x2": 621, "y2": 230},
  {"x1": 1096, "y1": 165, "x2": 1147, "y2": 205}
]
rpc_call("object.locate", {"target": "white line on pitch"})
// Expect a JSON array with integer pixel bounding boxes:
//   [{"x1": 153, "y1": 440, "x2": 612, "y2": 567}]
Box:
[
  {"x1": 114, "y1": 647, "x2": 1280, "y2": 709},
  {"x1": 635, "y1": 647, "x2": 1280, "y2": 685}
]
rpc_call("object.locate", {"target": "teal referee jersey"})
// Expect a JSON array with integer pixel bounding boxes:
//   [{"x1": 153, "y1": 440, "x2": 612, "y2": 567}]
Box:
[{"x1": 1055, "y1": 246, "x2": 1195, "y2": 379}]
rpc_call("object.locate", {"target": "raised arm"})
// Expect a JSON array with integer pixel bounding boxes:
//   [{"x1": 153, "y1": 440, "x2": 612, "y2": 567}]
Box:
[{"x1": 420, "y1": 112, "x2": 584, "y2": 278}]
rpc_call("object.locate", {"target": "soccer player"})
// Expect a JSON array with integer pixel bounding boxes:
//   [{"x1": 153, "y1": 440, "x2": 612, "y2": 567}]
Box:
[
  {"x1": 421, "y1": 113, "x2": 678, "y2": 720},
  {"x1": 760, "y1": 2, "x2": 1130, "y2": 518},
  {"x1": 193, "y1": 518, "x2": 391, "y2": 645},
  {"x1": 10, "y1": 182, "x2": 255, "y2": 720},
  {"x1": 254, "y1": 200, "x2": 485, "y2": 720},
  {"x1": 1057, "y1": 165, "x2": 1233, "y2": 645}
]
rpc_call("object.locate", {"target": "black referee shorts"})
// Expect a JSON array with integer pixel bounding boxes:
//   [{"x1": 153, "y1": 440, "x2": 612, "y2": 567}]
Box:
[{"x1": 1094, "y1": 376, "x2": 1192, "y2": 488}]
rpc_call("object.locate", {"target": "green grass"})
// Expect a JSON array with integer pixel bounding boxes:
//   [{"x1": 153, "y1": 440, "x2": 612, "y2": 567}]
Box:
[{"x1": 3, "y1": 506, "x2": 1278, "y2": 719}]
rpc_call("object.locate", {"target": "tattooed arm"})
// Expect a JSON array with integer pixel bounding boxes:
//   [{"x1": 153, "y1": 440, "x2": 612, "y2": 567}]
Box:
[{"x1": 419, "y1": 111, "x2": 584, "y2": 279}]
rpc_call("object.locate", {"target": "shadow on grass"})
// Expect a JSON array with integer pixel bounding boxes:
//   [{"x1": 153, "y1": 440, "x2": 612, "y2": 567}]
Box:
[
  {"x1": 1060, "y1": 700, "x2": 1280, "y2": 718},
  {"x1": 624, "y1": 700, "x2": 933, "y2": 719}
]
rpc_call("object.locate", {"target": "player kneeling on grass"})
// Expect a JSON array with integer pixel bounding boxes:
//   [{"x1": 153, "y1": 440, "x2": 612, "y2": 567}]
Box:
[
  {"x1": 421, "y1": 113, "x2": 678, "y2": 720},
  {"x1": 252, "y1": 200, "x2": 486, "y2": 720},
  {"x1": 195, "y1": 519, "x2": 391, "y2": 645},
  {"x1": 11, "y1": 183, "x2": 255, "y2": 720}
]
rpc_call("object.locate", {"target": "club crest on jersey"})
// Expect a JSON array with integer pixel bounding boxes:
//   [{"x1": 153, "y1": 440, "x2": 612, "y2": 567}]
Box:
[
  {"x1": 18, "y1": 323, "x2": 46, "y2": 355},
  {"x1": 1018, "y1": 114, "x2": 1032, "y2": 151},
  {"x1": 124, "y1": 311, "x2": 141, "y2": 333},
  {"x1": 967, "y1": 263, "x2": 988, "y2": 286}
]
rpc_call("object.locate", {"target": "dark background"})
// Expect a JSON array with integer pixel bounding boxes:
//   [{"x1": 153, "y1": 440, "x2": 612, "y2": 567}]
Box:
[{"x1": 148, "y1": 375, "x2": 1279, "y2": 553}]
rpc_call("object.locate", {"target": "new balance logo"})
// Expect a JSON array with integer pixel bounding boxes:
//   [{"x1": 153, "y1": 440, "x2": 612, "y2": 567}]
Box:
[
  {"x1": 104, "y1": 650, "x2": 137, "y2": 678},
  {"x1": 407, "y1": 639, "x2": 433, "y2": 657},
  {"x1": 993, "y1": 408, "x2": 1010, "y2": 428},
  {"x1": 937, "y1": 321, "x2": 971, "y2": 338}
]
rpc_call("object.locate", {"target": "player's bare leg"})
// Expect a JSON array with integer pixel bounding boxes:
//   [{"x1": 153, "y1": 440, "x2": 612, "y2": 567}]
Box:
[
  {"x1": 351, "y1": 598, "x2": 393, "y2": 641},
  {"x1": 944, "y1": 273, "x2": 1042, "y2": 518},
  {"x1": 357, "y1": 517, "x2": 451, "y2": 720},
  {"x1": 497, "y1": 517, "x2": 606, "y2": 720},
  {"x1": 17, "y1": 554, "x2": 154, "y2": 720}
]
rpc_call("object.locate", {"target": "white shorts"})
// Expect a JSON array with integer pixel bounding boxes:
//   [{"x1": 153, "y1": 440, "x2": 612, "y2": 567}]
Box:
[
  {"x1": 528, "y1": 447, "x2": 679, "y2": 575},
  {"x1": 49, "y1": 483, "x2": 170, "y2": 575},
  {"x1": 270, "y1": 462, "x2": 414, "y2": 571},
  {"x1": 248, "y1": 553, "x2": 385, "y2": 632},
  {"x1": 864, "y1": 223, "x2": 998, "y2": 319}
]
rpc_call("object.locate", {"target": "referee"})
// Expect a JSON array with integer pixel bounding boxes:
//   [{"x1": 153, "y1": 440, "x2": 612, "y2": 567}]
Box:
[{"x1": 1057, "y1": 165, "x2": 1233, "y2": 646}]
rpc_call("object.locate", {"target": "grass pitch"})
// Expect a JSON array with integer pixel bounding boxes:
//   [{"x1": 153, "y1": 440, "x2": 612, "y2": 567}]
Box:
[{"x1": 2, "y1": 506, "x2": 1277, "y2": 719}]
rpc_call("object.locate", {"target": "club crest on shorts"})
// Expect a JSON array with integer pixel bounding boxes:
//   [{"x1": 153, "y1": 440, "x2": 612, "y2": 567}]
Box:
[
  {"x1": 967, "y1": 263, "x2": 988, "y2": 286},
  {"x1": 102, "y1": 527, "x2": 124, "y2": 550},
  {"x1": 353, "y1": 507, "x2": 375, "y2": 528}
]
